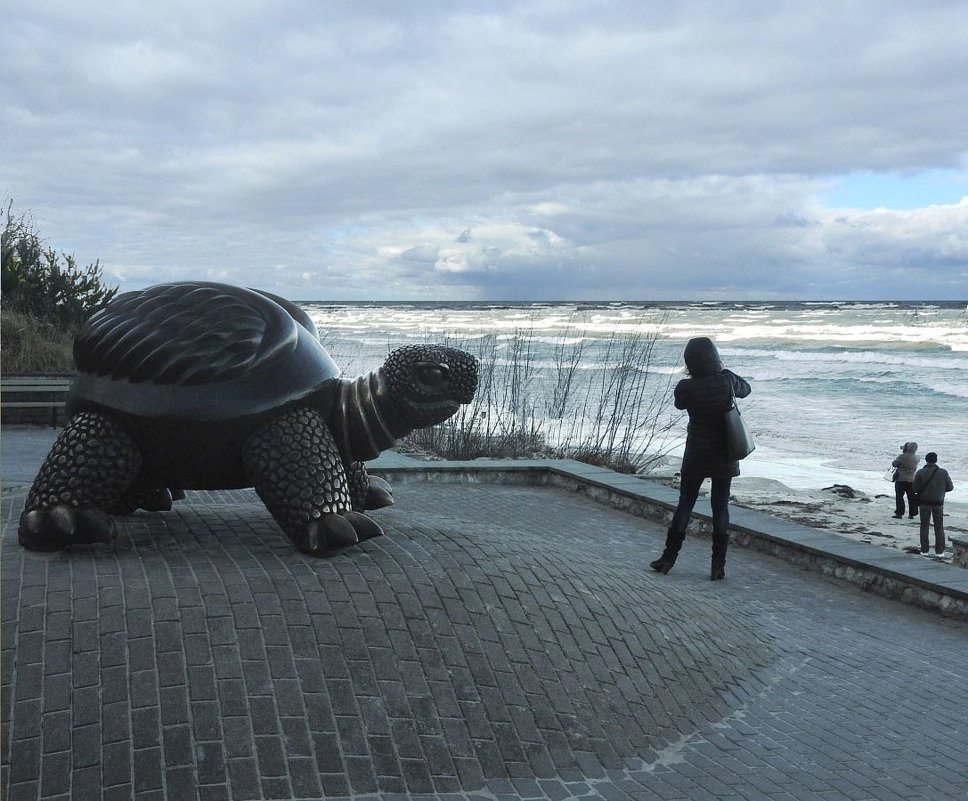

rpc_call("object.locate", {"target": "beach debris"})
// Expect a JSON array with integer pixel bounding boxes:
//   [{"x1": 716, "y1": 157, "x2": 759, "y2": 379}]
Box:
[{"x1": 823, "y1": 484, "x2": 859, "y2": 499}]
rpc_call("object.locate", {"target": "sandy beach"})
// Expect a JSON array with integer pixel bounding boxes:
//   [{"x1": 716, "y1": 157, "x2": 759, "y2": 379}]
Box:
[{"x1": 725, "y1": 474, "x2": 967, "y2": 562}]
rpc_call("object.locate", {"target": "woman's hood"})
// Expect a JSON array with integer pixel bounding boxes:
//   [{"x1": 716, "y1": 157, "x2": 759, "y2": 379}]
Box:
[
  {"x1": 684, "y1": 337, "x2": 723, "y2": 377},
  {"x1": 903, "y1": 441, "x2": 918, "y2": 453}
]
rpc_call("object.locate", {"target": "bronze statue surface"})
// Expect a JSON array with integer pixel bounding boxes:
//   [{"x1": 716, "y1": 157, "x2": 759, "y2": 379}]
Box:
[{"x1": 19, "y1": 282, "x2": 478, "y2": 556}]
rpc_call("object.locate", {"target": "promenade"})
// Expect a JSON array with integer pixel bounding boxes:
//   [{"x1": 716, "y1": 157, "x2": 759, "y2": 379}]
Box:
[{"x1": 2, "y1": 426, "x2": 966, "y2": 800}]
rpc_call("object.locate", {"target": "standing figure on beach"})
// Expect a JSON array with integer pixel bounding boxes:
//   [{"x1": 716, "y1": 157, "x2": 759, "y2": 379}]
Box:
[
  {"x1": 913, "y1": 452, "x2": 954, "y2": 555},
  {"x1": 650, "y1": 337, "x2": 751, "y2": 580},
  {"x1": 891, "y1": 441, "x2": 920, "y2": 519}
]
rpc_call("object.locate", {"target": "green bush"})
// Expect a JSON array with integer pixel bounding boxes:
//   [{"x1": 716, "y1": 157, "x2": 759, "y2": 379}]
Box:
[{"x1": 2, "y1": 200, "x2": 118, "y2": 332}]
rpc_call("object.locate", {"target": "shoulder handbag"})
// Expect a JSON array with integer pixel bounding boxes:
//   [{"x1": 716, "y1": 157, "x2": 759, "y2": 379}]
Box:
[{"x1": 724, "y1": 378, "x2": 755, "y2": 460}]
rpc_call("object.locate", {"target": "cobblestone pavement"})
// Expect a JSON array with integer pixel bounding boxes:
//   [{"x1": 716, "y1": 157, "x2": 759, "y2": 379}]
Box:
[{"x1": 3, "y1": 481, "x2": 966, "y2": 800}]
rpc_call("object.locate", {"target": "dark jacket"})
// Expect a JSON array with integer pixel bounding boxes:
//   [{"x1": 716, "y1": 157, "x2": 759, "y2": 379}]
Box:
[
  {"x1": 675, "y1": 337, "x2": 752, "y2": 479},
  {"x1": 913, "y1": 463, "x2": 954, "y2": 505},
  {"x1": 891, "y1": 442, "x2": 919, "y2": 483}
]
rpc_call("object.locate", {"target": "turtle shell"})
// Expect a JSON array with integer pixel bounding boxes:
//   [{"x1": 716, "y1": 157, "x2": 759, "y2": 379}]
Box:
[{"x1": 71, "y1": 282, "x2": 341, "y2": 422}]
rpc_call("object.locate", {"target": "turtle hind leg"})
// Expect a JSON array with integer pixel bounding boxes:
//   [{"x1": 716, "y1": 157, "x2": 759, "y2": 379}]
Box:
[
  {"x1": 242, "y1": 407, "x2": 385, "y2": 557},
  {"x1": 18, "y1": 410, "x2": 143, "y2": 551}
]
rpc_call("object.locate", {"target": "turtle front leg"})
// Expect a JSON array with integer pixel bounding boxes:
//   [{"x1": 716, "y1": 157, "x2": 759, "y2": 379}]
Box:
[
  {"x1": 346, "y1": 461, "x2": 394, "y2": 512},
  {"x1": 18, "y1": 410, "x2": 143, "y2": 551},
  {"x1": 242, "y1": 407, "x2": 385, "y2": 556}
]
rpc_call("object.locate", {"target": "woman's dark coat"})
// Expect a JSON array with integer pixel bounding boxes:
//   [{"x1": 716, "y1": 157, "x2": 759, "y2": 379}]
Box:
[{"x1": 675, "y1": 337, "x2": 752, "y2": 479}]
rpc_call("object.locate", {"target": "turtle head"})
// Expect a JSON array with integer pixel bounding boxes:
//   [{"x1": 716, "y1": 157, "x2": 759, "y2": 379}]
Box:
[
  {"x1": 330, "y1": 344, "x2": 479, "y2": 462},
  {"x1": 380, "y1": 344, "x2": 479, "y2": 430}
]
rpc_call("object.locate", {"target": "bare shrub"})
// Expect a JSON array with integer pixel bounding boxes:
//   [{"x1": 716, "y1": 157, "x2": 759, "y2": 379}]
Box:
[
  {"x1": 403, "y1": 314, "x2": 683, "y2": 473},
  {"x1": 405, "y1": 331, "x2": 547, "y2": 460}
]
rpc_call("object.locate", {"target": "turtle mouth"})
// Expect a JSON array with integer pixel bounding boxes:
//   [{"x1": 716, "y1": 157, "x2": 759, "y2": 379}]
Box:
[
  {"x1": 419, "y1": 398, "x2": 461, "y2": 416},
  {"x1": 436, "y1": 399, "x2": 462, "y2": 415},
  {"x1": 403, "y1": 398, "x2": 463, "y2": 429}
]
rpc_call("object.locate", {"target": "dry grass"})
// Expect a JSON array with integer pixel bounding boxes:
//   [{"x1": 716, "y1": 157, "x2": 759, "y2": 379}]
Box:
[{"x1": 1, "y1": 310, "x2": 74, "y2": 373}]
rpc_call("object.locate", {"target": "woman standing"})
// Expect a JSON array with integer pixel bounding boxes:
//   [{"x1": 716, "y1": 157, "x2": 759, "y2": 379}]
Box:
[
  {"x1": 651, "y1": 337, "x2": 751, "y2": 580},
  {"x1": 890, "y1": 442, "x2": 920, "y2": 519}
]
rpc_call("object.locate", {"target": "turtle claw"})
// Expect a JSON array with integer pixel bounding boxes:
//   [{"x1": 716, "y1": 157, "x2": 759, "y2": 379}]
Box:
[
  {"x1": 302, "y1": 520, "x2": 323, "y2": 555},
  {"x1": 19, "y1": 509, "x2": 65, "y2": 551},
  {"x1": 323, "y1": 513, "x2": 360, "y2": 549},
  {"x1": 298, "y1": 513, "x2": 359, "y2": 556},
  {"x1": 139, "y1": 488, "x2": 175, "y2": 512},
  {"x1": 366, "y1": 476, "x2": 394, "y2": 510},
  {"x1": 343, "y1": 511, "x2": 384, "y2": 542},
  {"x1": 296, "y1": 511, "x2": 384, "y2": 557},
  {"x1": 18, "y1": 505, "x2": 113, "y2": 551}
]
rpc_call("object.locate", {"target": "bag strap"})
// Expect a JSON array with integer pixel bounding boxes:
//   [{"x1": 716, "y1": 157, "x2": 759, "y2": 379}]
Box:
[{"x1": 725, "y1": 373, "x2": 737, "y2": 406}]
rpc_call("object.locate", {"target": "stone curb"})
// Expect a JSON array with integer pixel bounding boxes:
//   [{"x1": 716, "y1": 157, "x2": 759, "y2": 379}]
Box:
[{"x1": 370, "y1": 457, "x2": 968, "y2": 620}]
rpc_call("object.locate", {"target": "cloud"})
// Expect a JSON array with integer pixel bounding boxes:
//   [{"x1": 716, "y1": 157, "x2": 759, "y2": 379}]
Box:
[{"x1": 2, "y1": 0, "x2": 967, "y2": 299}]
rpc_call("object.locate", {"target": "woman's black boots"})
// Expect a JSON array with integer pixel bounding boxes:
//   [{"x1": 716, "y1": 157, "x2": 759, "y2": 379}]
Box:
[
  {"x1": 650, "y1": 527, "x2": 685, "y2": 574},
  {"x1": 710, "y1": 531, "x2": 729, "y2": 581},
  {"x1": 651, "y1": 528, "x2": 729, "y2": 579}
]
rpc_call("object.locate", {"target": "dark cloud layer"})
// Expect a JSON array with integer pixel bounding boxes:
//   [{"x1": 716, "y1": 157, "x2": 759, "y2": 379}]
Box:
[{"x1": 3, "y1": 0, "x2": 967, "y2": 299}]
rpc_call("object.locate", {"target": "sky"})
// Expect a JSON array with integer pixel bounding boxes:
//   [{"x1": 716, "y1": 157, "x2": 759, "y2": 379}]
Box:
[{"x1": 3, "y1": 0, "x2": 968, "y2": 301}]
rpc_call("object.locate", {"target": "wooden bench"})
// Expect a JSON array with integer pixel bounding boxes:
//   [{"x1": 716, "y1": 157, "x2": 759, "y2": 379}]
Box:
[{"x1": 1, "y1": 374, "x2": 74, "y2": 427}]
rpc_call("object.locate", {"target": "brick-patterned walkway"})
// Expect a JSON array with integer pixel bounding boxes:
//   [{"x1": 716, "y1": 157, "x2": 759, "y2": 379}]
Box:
[{"x1": 3, "y1": 482, "x2": 966, "y2": 800}]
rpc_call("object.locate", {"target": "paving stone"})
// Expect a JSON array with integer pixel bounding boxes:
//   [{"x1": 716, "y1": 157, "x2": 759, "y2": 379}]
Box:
[
  {"x1": 3, "y1": 480, "x2": 967, "y2": 800},
  {"x1": 132, "y1": 746, "x2": 162, "y2": 792},
  {"x1": 227, "y1": 757, "x2": 261, "y2": 800}
]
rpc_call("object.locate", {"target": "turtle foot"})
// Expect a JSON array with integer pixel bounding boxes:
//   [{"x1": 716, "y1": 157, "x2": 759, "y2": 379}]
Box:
[
  {"x1": 366, "y1": 476, "x2": 394, "y2": 510},
  {"x1": 139, "y1": 488, "x2": 175, "y2": 512},
  {"x1": 296, "y1": 511, "x2": 384, "y2": 557},
  {"x1": 18, "y1": 505, "x2": 113, "y2": 551}
]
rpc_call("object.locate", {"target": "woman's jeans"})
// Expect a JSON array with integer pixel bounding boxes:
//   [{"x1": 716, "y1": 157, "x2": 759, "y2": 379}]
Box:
[
  {"x1": 671, "y1": 473, "x2": 732, "y2": 536},
  {"x1": 894, "y1": 480, "x2": 917, "y2": 516},
  {"x1": 918, "y1": 504, "x2": 946, "y2": 554}
]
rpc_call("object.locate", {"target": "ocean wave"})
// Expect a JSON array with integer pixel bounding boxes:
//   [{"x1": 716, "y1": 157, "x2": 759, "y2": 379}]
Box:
[
  {"x1": 753, "y1": 373, "x2": 968, "y2": 400},
  {"x1": 297, "y1": 302, "x2": 968, "y2": 490},
  {"x1": 303, "y1": 305, "x2": 968, "y2": 354},
  {"x1": 723, "y1": 346, "x2": 967, "y2": 371}
]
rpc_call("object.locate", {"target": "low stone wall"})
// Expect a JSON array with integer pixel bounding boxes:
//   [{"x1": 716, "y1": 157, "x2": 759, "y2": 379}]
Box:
[{"x1": 953, "y1": 536, "x2": 968, "y2": 569}]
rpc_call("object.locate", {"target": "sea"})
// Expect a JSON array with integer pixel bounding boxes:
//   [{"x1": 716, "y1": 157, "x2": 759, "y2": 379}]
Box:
[{"x1": 298, "y1": 300, "x2": 968, "y2": 505}]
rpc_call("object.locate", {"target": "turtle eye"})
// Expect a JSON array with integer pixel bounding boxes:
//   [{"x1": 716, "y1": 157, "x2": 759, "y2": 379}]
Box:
[{"x1": 414, "y1": 361, "x2": 450, "y2": 388}]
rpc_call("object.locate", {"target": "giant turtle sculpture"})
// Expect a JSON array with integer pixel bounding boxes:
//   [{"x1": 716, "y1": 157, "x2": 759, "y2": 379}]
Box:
[{"x1": 18, "y1": 282, "x2": 478, "y2": 556}]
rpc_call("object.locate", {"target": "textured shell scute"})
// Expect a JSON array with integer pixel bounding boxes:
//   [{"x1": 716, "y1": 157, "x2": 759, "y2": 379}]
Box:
[{"x1": 74, "y1": 283, "x2": 300, "y2": 386}]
